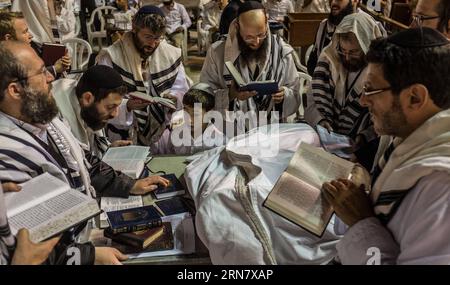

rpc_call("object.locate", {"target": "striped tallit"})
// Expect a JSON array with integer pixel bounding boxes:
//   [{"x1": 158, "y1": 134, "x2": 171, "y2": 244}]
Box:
[
  {"x1": 222, "y1": 20, "x2": 295, "y2": 116},
  {"x1": 0, "y1": 185, "x2": 15, "y2": 265},
  {"x1": 0, "y1": 111, "x2": 95, "y2": 198},
  {"x1": 98, "y1": 32, "x2": 182, "y2": 146},
  {"x1": 312, "y1": 12, "x2": 383, "y2": 140},
  {"x1": 370, "y1": 109, "x2": 450, "y2": 224}
]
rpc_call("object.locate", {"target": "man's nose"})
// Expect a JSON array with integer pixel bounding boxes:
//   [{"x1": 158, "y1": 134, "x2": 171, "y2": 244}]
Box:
[{"x1": 359, "y1": 92, "x2": 370, "y2": 107}]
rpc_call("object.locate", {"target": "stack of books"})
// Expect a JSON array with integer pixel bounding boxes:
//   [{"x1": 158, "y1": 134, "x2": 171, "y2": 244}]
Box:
[{"x1": 105, "y1": 205, "x2": 174, "y2": 253}]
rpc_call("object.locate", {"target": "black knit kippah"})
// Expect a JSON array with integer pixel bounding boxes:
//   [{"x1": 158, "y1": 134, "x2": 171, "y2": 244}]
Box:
[
  {"x1": 79, "y1": 65, "x2": 124, "y2": 90},
  {"x1": 136, "y1": 5, "x2": 165, "y2": 18},
  {"x1": 237, "y1": 0, "x2": 264, "y2": 16},
  {"x1": 387, "y1": 27, "x2": 449, "y2": 48}
]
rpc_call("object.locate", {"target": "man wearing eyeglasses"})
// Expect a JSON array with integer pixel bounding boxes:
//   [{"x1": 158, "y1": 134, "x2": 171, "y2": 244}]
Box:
[
  {"x1": 200, "y1": 0, "x2": 301, "y2": 125},
  {"x1": 322, "y1": 27, "x2": 450, "y2": 265},
  {"x1": 97, "y1": 5, "x2": 189, "y2": 147},
  {"x1": 305, "y1": 12, "x2": 384, "y2": 170},
  {"x1": 0, "y1": 41, "x2": 129, "y2": 265},
  {"x1": 411, "y1": 0, "x2": 450, "y2": 39}
]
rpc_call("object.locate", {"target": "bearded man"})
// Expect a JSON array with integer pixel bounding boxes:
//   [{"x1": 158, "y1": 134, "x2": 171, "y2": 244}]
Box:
[{"x1": 200, "y1": 0, "x2": 301, "y2": 126}]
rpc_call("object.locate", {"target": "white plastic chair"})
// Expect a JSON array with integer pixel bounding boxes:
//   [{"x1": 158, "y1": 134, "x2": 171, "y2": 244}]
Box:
[
  {"x1": 62, "y1": 38, "x2": 93, "y2": 72},
  {"x1": 87, "y1": 6, "x2": 117, "y2": 51},
  {"x1": 305, "y1": 44, "x2": 314, "y2": 66},
  {"x1": 287, "y1": 71, "x2": 312, "y2": 123},
  {"x1": 182, "y1": 26, "x2": 188, "y2": 59}
]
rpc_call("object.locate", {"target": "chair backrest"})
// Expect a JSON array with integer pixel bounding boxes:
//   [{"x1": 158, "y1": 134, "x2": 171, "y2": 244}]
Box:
[
  {"x1": 62, "y1": 38, "x2": 93, "y2": 71},
  {"x1": 87, "y1": 6, "x2": 117, "y2": 34}
]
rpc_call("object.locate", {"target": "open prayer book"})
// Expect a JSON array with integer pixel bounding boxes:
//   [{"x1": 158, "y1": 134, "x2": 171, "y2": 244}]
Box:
[
  {"x1": 4, "y1": 173, "x2": 101, "y2": 243},
  {"x1": 129, "y1": 91, "x2": 176, "y2": 110},
  {"x1": 264, "y1": 142, "x2": 355, "y2": 237},
  {"x1": 225, "y1": 61, "x2": 279, "y2": 96},
  {"x1": 102, "y1": 145, "x2": 151, "y2": 179}
]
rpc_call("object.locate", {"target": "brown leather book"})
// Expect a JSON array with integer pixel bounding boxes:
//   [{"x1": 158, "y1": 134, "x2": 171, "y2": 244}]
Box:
[
  {"x1": 105, "y1": 224, "x2": 164, "y2": 249},
  {"x1": 41, "y1": 43, "x2": 66, "y2": 66}
]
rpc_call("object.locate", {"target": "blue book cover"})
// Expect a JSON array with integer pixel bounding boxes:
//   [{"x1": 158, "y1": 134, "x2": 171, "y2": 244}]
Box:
[
  {"x1": 107, "y1": 205, "x2": 162, "y2": 234},
  {"x1": 153, "y1": 174, "x2": 185, "y2": 200},
  {"x1": 155, "y1": 197, "x2": 192, "y2": 216}
]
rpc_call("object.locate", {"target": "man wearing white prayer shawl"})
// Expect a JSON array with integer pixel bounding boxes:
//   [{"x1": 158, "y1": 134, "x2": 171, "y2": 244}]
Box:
[
  {"x1": 0, "y1": 41, "x2": 128, "y2": 265},
  {"x1": 323, "y1": 28, "x2": 450, "y2": 265},
  {"x1": 305, "y1": 12, "x2": 383, "y2": 170},
  {"x1": 96, "y1": 5, "x2": 189, "y2": 146},
  {"x1": 52, "y1": 65, "x2": 170, "y2": 197},
  {"x1": 199, "y1": 1, "x2": 301, "y2": 126}
]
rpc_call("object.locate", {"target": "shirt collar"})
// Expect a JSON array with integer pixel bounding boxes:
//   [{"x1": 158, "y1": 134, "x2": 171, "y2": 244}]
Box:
[{"x1": 0, "y1": 111, "x2": 49, "y2": 143}]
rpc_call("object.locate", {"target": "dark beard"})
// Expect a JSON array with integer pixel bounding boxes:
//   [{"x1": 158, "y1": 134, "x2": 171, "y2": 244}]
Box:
[
  {"x1": 340, "y1": 54, "x2": 368, "y2": 72},
  {"x1": 80, "y1": 103, "x2": 107, "y2": 131},
  {"x1": 132, "y1": 32, "x2": 156, "y2": 59},
  {"x1": 237, "y1": 32, "x2": 268, "y2": 63},
  {"x1": 328, "y1": 1, "x2": 354, "y2": 26},
  {"x1": 20, "y1": 87, "x2": 59, "y2": 125}
]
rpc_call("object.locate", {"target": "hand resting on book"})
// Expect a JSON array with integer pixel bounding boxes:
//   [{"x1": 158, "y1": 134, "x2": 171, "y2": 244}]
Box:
[{"x1": 130, "y1": 175, "x2": 171, "y2": 195}]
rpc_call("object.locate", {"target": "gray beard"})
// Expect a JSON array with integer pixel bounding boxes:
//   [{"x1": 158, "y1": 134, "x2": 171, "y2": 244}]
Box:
[{"x1": 20, "y1": 87, "x2": 59, "y2": 125}]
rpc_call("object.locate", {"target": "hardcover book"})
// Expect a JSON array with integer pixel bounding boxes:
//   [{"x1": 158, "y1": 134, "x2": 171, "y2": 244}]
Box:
[
  {"x1": 110, "y1": 222, "x2": 174, "y2": 254},
  {"x1": 264, "y1": 142, "x2": 357, "y2": 237},
  {"x1": 104, "y1": 224, "x2": 164, "y2": 249},
  {"x1": 42, "y1": 43, "x2": 66, "y2": 66},
  {"x1": 225, "y1": 61, "x2": 279, "y2": 96},
  {"x1": 155, "y1": 196, "x2": 192, "y2": 216},
  {"x1": 153, "y1": 174, "x2": 186, "y2": 200},
  {"x1": 106, "y1": 205, "x2": 162, "y2": 234}
]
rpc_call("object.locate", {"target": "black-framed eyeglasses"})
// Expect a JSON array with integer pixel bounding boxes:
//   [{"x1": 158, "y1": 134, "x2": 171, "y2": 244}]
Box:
[
  {"x1": 362, "y1": 86, "x2": 392, "y2": 96},
  {"x1": 11, "y1": 66, "x2": 50, "y2": 83},
  {"x1": 411, "y1": 14, "x2": 441, "y2": 27}
]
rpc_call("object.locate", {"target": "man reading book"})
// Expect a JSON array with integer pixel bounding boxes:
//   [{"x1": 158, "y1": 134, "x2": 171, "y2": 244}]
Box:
[
  {"x1": 200, "y1": 1, "x2": 301, "y2": 124},
  {"x1": 0, "y1": 11, "x2": 71, "y2": 78},
  {"x1": 52, "y1": 65, "x2": 170, "y2": 198},
  {"x1": 0, "y1": 41, "x2": 128, "y2": 265},
  {"x1": 322, "y1": 28, "x2": 450, "y2": 265}
]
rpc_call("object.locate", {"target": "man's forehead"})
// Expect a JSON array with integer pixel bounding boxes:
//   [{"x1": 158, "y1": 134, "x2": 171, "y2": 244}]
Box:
[{"x1": 415, "y1": 0, "x2": 440, "y2": 15}]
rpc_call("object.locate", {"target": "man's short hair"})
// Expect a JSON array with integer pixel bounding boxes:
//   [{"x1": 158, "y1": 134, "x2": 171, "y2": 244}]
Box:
[
  {"x1": 0, "y1": 12, "x2": 24, "y2": 41},
  {"x1": 436, "y1": 0, "x2": 450, "y2": 33},
  {"x1": 133, "y1": 7, "x2": 166, "y2": 34},
  {"x1": 366, "y1": 27, "x2": 450, "y2": 109},
  {"x1": 183, "y1": 89, "x2": 215, "y2": 111},
  {"x1": 0, "y1": 43, "x2": 27, "y2": 102},
  {"x1": 75, "y1": 65, "x2": 127, "y2": 102}
]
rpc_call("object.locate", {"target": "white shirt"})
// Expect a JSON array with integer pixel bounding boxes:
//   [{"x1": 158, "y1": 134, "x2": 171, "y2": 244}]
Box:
[
  {"x1": 158, "y1": 2, "x2": 192, "y2": 35},
  {"x1": 337, "y1": 171, "x2": 450, "y2": 265},
  {"x1": 263, "y1": 0, "x2": 294, "y2": 22}
]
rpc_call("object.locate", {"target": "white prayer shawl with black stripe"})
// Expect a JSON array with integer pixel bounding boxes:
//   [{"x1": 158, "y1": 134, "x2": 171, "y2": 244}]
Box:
[
  {"x1": 312, "y1": 12, "x2": 383, "y2": 140},
  {"x1": 0, "y1": 112, "x2": 95, "y2": 199},
  {"x1": 221, "y1": 20, "x2": 300, "y2": 120},
  {"x1": 98, "y1": 32, "x2": 182, "y2": 145},
  {"x1": 12, "y1": 0, "x2": 60, "y2": 44},
  {"x1": 370, "y1": 109, "x2": 450, "y2": 224},
  {"x1": 0, "y1": 184, "x2": 15, "y2": 265},
  {"x1": 52, "y1": 78, "x2": 110, "y2": 158}
]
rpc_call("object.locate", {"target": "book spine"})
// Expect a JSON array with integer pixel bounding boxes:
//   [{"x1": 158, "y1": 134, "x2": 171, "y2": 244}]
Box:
[{"x1": 111, "y1": 219, "x2": 162, "y2": 234}]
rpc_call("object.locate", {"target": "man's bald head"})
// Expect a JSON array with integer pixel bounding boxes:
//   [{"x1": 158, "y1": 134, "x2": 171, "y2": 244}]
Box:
[
  {"x1": 1, "y1": 41, "x2": 38, "y2": 71},
  {"x1": 237, "y1": 9, "x2": 267, "y2": 28}
]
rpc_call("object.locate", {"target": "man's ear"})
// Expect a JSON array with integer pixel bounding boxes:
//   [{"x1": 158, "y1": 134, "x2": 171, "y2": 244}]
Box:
[
  {"x1": 4, "y1": 33, "x2": 13, "y2": 41},
  {"x1": 6, "y1": 82, "x2": 23, "y2": 101},
  {"x1": 404, "y1": 84, "x2": 429, "y2": 111},
  {"x1": 80, "y1": 91, "x2": 95, "y2": 106}
]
